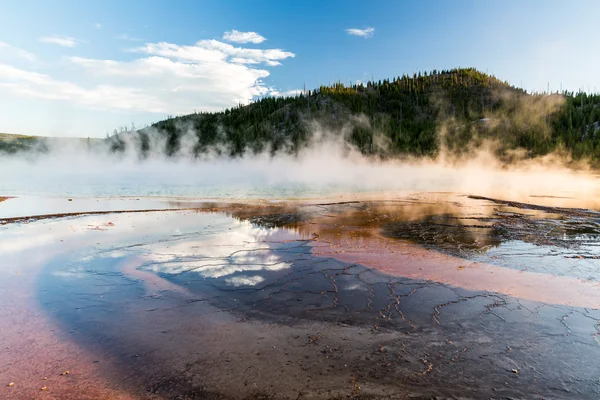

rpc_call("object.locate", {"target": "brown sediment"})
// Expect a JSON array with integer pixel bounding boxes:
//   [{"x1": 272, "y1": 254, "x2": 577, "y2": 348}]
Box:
[
  {"x1": 4, "y1": 202, "x2": 600, "y2": 399},
  {"x1": 238, "y1": 195, "x2": 600, "y2": 309},
  {"x1": 0, "y1": 213, "x2": 408, "y2": 399},
  {"x1": 0, "y1": 207, "x2": 210, "y2": 225},
  {"x1": 310, "y1": 232, "x2": 600, "y2": 309},
  {"x1": 469, "y1": 194, "x2": 600, "y2": 216}
]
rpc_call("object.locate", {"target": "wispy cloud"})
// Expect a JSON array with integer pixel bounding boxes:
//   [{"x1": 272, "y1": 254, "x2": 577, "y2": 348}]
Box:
[
  {"x1": 345, "y1": 27, "x2": 375, "y2": 38},
  {"x1": 0, "y1": 38, "x2": 295, "y2": 115},
  {"x1": 95, "y1": 23, "x2": 102, "y2": 29},
  {"x1": 0, "y1": 63, "x2": 162, "y2": 111},
  {"x1": 0, "y1": 42, "x2": 36, "y2": 62},
  {"x1": 39, "y1": 35, "x2": 79, "y2": 47},
  {"x1": 269, "y1": 89, "x2": 303, "y2": 97},
  {"x1": 223, "y1": 30, "x2": 266, "y2": 44},
  {"x1": 117, "y1": 33, "x2": 144, "y2": 42},
  {"x1": 132, "y1": 39, "x2": 294, "y2": 66}
]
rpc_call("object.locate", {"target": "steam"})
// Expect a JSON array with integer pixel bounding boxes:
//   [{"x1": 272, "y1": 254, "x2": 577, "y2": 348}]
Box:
[
  {"x1": 1, "y1": 90, "x2": 600, "y2": 205},
  {"x1": 436, "y1": 87, "x2": 567, "y2": 162},
  {"x1": 1, "y1": 130, "x2": 599, "y2": 205}
]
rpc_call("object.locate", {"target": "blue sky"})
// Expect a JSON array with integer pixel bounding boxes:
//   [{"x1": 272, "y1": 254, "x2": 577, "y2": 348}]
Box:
[{"x1": 1, "y1": 0, "x2": 599, "y2": 137}]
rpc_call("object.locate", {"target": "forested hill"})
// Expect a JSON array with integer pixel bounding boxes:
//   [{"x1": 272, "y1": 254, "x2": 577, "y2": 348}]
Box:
[
  {"x1": 117, "y1": 67, "x2": 599, "y2": 163},
  {"x1": 3, "y1": 68, "x2": 600, "y2": 164},
  {"x1": 135, "y1": 68, "x2": 533, "y2": 158}
]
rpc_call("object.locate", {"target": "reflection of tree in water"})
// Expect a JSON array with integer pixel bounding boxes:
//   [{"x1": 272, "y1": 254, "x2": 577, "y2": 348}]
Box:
[
  {"x1": 494, "y1": 214, "x2": 600, "y2": 247},
  {"x1": 382, "y1": 214, "x2": 502, "y2": 255},
  {"x1": 230, "y1": 197, "x2": 600, "y2": 258},
  {"x1": 383, "y1": 209, "x2": 600, "y2": 256}
]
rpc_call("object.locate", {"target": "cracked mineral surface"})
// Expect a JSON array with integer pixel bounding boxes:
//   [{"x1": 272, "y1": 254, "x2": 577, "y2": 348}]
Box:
[{"x1": 1, "y1": 193, "x2": 600, "y2": 399}]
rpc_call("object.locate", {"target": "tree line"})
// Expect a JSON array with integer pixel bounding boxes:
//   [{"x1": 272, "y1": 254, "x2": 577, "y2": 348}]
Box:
[{"x1": 4, "y1": 68, "x2": 600, "y2": 165}]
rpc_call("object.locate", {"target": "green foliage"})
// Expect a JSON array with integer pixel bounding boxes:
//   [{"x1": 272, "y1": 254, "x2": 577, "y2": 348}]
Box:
[
  {"x1": 142, "y1": 68, "x2": 522, "y2": 159},
  {"x1": 5, "y1": 68, "x2": 600, "y2": 166},
  {"x1": 0, "y1": 133, "x2": 48, "y2": 153},
  {"x1": 0, "y1": 134, "x2": 103, "y2": 154}
]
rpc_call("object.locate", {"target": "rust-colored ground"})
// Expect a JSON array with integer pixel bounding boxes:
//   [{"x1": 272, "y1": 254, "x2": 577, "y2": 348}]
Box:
[
  {"x1": 0, "y1": 260, "x2": 138, "y2": 399},
  {"x1": 2, "y1": 196, "x2": 600, "y2": 399},
  {"x1": 311, "y1": 232, "x2": 600, "y2": 309}
]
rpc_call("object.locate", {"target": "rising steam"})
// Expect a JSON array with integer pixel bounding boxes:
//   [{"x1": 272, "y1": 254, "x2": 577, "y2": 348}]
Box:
[{"x1": 1, "y1": 89, "x2": 600, "y2": 206}]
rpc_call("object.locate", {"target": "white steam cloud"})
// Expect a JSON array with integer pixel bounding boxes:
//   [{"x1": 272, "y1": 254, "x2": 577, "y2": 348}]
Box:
[{"x1": 2, "y1": 120, "x2": 600, "y2": 207}]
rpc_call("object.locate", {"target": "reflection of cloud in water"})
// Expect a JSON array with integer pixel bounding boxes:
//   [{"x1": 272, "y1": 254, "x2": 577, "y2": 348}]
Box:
[
  {"x1": 52, "y1": 266, "x2": 86, "y2": 278},
  {"x1": 77, "y1": 250, "x2": 128, "y2": 262},
  {"x1": 145, "y1": 259, "x2": 290, "y2": 280},
  {"x1": 225, "y1": 275, "x2": 265, "y2": 287},
  {"x1": 139, "y1": 222, "x2": 298, "y2": 285},
  {"x1": 344, "y1": 283, "x2": 365, "y2": 291},
  {"x1": 0, "y1": 220, "x2": 77, "y2": 255}
]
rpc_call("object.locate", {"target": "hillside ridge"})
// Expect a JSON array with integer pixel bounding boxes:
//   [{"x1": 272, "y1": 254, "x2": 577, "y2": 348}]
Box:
[{"x1": 3, "y1": 68, "x2": 600, "y2": 164}]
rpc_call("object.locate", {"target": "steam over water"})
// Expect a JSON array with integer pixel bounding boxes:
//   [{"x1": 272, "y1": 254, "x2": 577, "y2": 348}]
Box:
[
  {"x1": 2, "y1": 125, "x2": 600, "y2": 203},
  {"x1": 2, "y1": 148, "x2": 600, "y2": 203}
]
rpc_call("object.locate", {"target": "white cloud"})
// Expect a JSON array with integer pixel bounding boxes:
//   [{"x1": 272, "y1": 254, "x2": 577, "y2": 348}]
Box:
[
  {"x1": 95, "y1": 23, "x2": 102, "y2": 29},
  {"x1": 39, "y1": 35, "x2": 79, "y2": 47},
  {"x1": 117, "y1": 33, "x2": 144, "y2": 42},
  {"x1": 0, "y1": 38, "x2": 295, "y2": 115},
  {"x1": 0, "y1": 42, "x2": 36, "y2": 62},
  {"x1": 225, "y1": 275, "x2": 265, "y2": 287},
  {"x1": 0, "y1": 63, "x2": 166, "y2": 111},
  {"x1": 269, "y1": 89, "x2": 303, "y2": 97},
  {"x1": 223, "y1": 30, "x2": 266, "y2": 44},
  {"x1": 345, "y1": 27, "x2": 375, "y2": 38},
  {"x1": 230, "y1": 57, "x2": 260, "y2": 65},
  {"x1": 133, "y1": 39, "x2": 295, "y2": 66}
]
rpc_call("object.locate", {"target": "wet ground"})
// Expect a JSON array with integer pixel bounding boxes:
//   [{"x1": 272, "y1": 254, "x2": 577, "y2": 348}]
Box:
[{"x1": 2, "y1": 193, "x2": 600, "y2": 399}]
